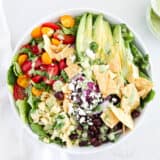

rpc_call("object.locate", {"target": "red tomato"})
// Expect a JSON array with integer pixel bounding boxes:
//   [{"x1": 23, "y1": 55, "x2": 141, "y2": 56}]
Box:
[
  {"x1": 43, "y1": 77, "x2": 55, "y2": 85},
  {"x1": 13, "y1": 83, "x2": 26, "y2": 100},
  {"x1": 63, "y1": 35, "x2": 75, "y2": 44},
  {"x1": 31, "y1": 75, "x2": 42, "y2": 83},
  {"x1": 35, "y1": 57, "x2": 42, "y2": 69},
  {"x1": 47, "y1": 64, "x2": 59, "y2": 76},
  {"x1": 59, "y1": 59, "x2": 67, "y2": 70},
  {"x1": 42, "y1": 22, "x2": 60, "y2": 30},
  {"x1": 31, "y1": 45, "x2": 40, "y2": 55},
  {"x1": 21, "y1": 60, "x2": 32, "y2": 73}
]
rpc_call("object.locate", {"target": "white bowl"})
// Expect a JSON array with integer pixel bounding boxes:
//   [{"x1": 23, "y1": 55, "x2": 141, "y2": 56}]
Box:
[
  {"x1": 8, "y1": 8, "x2": 151, "y2": 154},
  {"x1": 146, "y1": 5, "x2": 160, "y2": 40}
]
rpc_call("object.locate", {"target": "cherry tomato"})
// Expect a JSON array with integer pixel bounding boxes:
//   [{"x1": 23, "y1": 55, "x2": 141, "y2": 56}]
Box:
[
  {"x1": 63, "y1": 35, "x2": 75, "y2": 44},
  {"x1": 31, "y1": 75, "x2": 42, "y2": 83},
  {"x1": 31, "y1": 45, "x2": 40, "y2": 55},
  {"x1": 13, "y1": 83, "x2": 26, "y2": 100},
  {"x1": 47, "y1": 64, "x2": 59, "y2": 76},
  {"x1": 35, "y1": 57, "x2": 42, "y2": 69},
  {"x1": 21, "y1": 60, "x2": 32, "y2": 73},
  {"x1": 59, "y1": 59, "x2": 67, "y2": 70}
]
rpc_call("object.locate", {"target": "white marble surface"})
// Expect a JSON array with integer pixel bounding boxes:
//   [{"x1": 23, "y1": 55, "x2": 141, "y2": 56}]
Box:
[{"x1": 1, "y1": 0, "x2": 160, "y2": 159}]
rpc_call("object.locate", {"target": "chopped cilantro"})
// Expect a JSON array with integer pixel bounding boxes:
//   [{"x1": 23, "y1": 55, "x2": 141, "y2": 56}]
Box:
[{"x1": 90, "y1": 41, "x2": 98, "y2": 53}]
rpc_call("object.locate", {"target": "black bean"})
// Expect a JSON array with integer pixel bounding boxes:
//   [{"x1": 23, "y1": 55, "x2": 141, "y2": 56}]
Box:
[
  {"x1": 69, "y1": 133, "x2": 78, "y2": 140},
  {"x1": 88, "y1": 131, "x2": 95, "y2": 138},
  {"x1": 93, "y1": 118, "x2": 103, "y2": 127},
  {"x1": 90, "y1": 138, "x2": 102, "y2": 147},
  {"x1": 77, "y1": 125, "x2": 83, "y2": 131},
  {"x1": 79, "y1": 140, "x2": 88, "y2": 146},
  {"x1": 113, "y1": 122, "x2": 122, "y2": 131},
  {"x1": 54, "y1": 91, "x2": 64, "y2": 100},
  {"x1": 131, "y1": 110, "x2": 141, "y2": 119}
]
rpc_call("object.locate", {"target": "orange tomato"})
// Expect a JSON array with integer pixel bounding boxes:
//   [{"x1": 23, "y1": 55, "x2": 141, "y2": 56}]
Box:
[{"x1": 60, "y1": 15, "x2": 75, "y2": 28}]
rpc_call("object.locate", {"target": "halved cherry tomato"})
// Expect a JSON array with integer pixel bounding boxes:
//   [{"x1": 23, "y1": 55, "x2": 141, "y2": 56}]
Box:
[
  {"x1": 63, "y1": 35, "x2": 75, "y2": 44},
  {"x1": 59, "y1": 59, "x2": 67, "y2": 70},
  {"x1": 35, "y1": 58, "x2": 42, "y2": 69},
  {"x1": 31, "y1": 87, "x2": 43, "y2": 96},
  {"x1": 21, "y1": 60, "x2": 32, "y2": 73},
  {"x1": 31, "y1": 26, "x2": 42, "y2": 38},
  {"x1": 47, "y1": 64, "x2": 59, "y2": 76},
  {"x1": 13, "y1": 83, "x2": 26, "y2": 100},
  {"x1": 60, "y1": 15, "x2": 75, "y2": 28},
  {"x1": 18, "y1": 54, "x2": 28, "y2": 66},
  {"x1": 41, "y1": 52, "x2": 52, "y2": 65},
  {"x1": 42, "y1": 22, "x2": 60, "y2": 30},
  {"x1": 43, "y1": 77, "x2": 55, "y2": 86},
  {"x1": 31, "y1": 45, "x2": 40, "y2": 55},
  {"x1": 17, "y1": 75, "x2": 30, "y2": 88},
  {"x1": 31, "y1": 75, "x2": 42, "y2": 83}
]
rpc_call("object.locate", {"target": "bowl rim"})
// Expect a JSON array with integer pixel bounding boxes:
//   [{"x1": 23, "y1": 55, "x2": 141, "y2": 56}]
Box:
[{"x1": 7, "y1": 7, "x2": 152, "y2": 154}]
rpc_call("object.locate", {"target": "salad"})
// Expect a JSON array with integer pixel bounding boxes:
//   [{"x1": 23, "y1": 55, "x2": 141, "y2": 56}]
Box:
[{"x1": 7, "y1": 13, "x2": 155, "y2": 147}]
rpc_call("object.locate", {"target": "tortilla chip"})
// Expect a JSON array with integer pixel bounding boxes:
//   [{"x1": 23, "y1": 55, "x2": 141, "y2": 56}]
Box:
[
  {"x1": 110, "y1": 106, "x2": 134, "y2": 130},
  {"x1": 93, "y1": 65, "x2": 119, "y2": 97},
  {"x1": 120, "y1": 83, "x2": 140, "y2": 113},
  {"x1": 127, "y1": 63, "x2": 139, "y2": 83},
  {"x1": 101, "y1": 107, "x2": 119, "y2": 128},
  {"x1": 64, "y1": 63, "x2": 82, "y2": 79},
  {"x1": 134, "y1": 77, "x2": 153, "y2": 99}
]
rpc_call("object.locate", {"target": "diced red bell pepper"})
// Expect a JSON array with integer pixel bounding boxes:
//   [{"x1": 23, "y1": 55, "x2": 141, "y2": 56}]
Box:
[
  {"x1": 31, "y1": 45, "x2": 40, "y2": 55},
  {"x1": 21, "y1": 60, "x2": 32, "y2": 73},
  {"x1": 13, "y1": 83, "x2": 26, "y2": 100},
  {"x1": 42, "y1": 22, "x2": 61, "y2": 30},
  {"x1": 31, "y1": 75, "x2": 42, "y2": 83},
  {"x1": 59, "y1": 59, "x2": 67, "y2": 70}
]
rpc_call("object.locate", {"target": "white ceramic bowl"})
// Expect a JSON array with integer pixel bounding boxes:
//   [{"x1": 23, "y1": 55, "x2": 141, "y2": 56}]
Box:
[{"x1": 8, "y1": 8, "x2": 151, "y2": 154}]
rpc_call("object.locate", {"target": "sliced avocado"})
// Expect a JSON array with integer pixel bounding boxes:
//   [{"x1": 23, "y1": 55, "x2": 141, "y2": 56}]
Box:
[
  {"x1": 76, "y1": 13, "x2": 93, "y2": 59},
  {"x1": 76, "y1": 13, "x2": 87, "y2": 58},
  {"x1": 93, "y1": 15, "x2": 113, "y2": 63}
]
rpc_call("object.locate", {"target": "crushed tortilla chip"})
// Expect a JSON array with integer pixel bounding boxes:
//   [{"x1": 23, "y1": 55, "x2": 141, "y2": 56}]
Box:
[
  {"x1": 101, "y1": 107, "x2": 119, "y2": 128},
  {"x1": 43, "y1": 35, "x2": 74, "y2": 61},
  {"x1": 110, "y1": 106, "x2": 134, "y2": 130},
  {"x1": 93, "y1": 65, "x2": 120, "y2": 97},
  {"x1": 134, "y1": 77, "x2": 153, "y2": 99},
  {"x1": 64, "y1": 63, "x2": 82, "y2": 79},
  {"x1": 120, "y1": 83, "x2": 140, "y2": 113}
]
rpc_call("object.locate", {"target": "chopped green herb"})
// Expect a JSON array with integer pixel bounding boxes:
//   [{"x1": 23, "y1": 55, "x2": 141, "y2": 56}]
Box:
[
  {"x1": 34, "y1": 82, "x2": 51, "y2": 91},
  {"x1": 90, "y1": 41, "x2": 98, "y2": 52},
  {"x1": 60, "y1": 70, "x2": 69, "y2": 82}
]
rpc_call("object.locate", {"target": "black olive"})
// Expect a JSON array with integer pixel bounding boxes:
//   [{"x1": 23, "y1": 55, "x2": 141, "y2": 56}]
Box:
[
  {"x1": 54, "y1": 91, "x2": 64, "y2": 100},
  {"x1": 108, "y1": 94, "x2": 121, "y2": 105}
]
